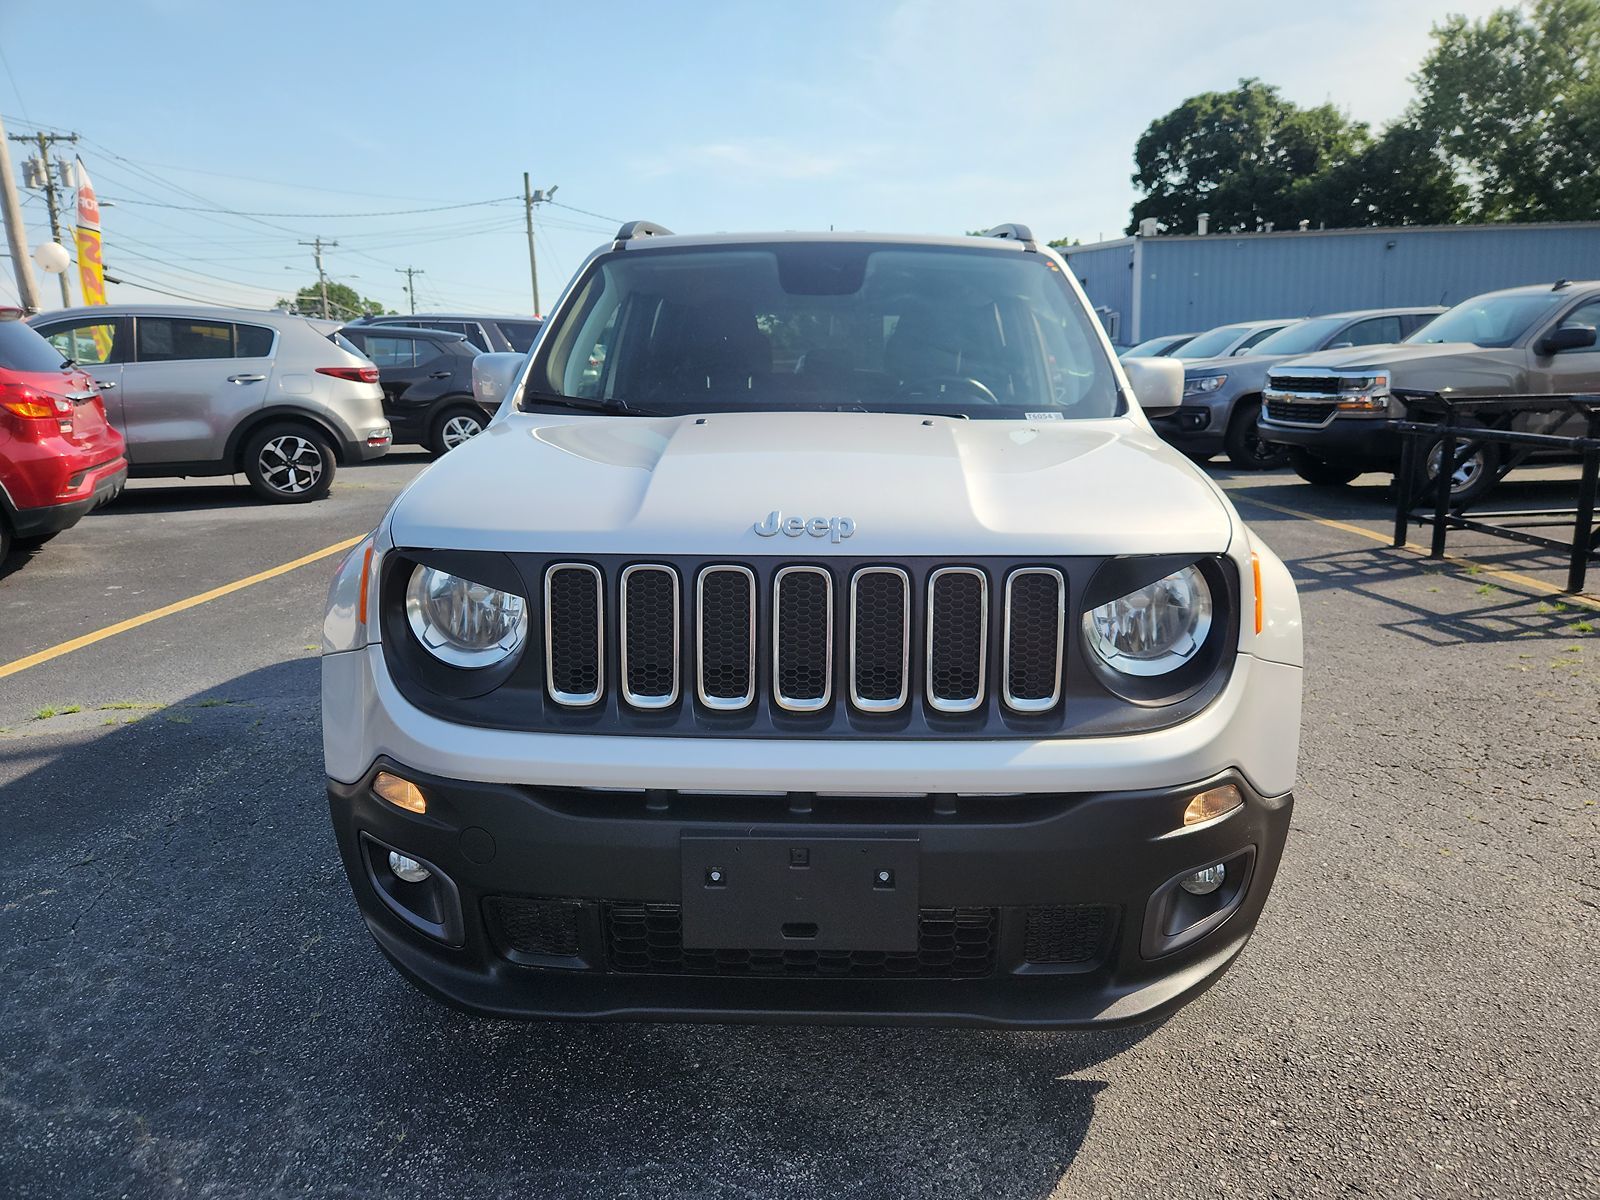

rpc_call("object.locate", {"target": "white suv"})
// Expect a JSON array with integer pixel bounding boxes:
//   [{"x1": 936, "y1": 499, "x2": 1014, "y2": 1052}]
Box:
[{"x1": 321, "y1": 224, "x2": 1304, "y2": 1027}]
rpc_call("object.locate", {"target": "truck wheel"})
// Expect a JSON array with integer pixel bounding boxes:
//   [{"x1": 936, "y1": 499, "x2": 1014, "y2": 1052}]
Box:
[
  {"x1": 1288, "y1": 449, "x2": 1363, "y2": 487},
  {"x1": 243, "y1": 422, "x2": 336, "y2": 503},
  {"x1": 1423, "y1": 436, "x2": 1499, "y2": 507},
  {"x1": 1224, "y1": 397, "x2": 1288, "y2": 470},
  {"x1": 428, "y1": 405, "x2": 486, "y2": 457}
]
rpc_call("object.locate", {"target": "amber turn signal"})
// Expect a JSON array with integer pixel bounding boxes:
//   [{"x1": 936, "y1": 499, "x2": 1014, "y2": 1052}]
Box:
[
  {"x1": 1183, "y1": 783, "x2": 1242, "y2": 826},
  {"x1": 373, "y1": 771, "x2": 427, "y2": 814}
]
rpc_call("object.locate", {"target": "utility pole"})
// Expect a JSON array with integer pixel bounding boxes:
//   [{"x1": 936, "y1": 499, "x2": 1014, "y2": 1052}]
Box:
[
  {"x1": 523, "y1": 175, "x2": 557, "y2": 315},
  {"x1": 0, "y1": 114, "x2": 41, "y2": 312},
  {"x1": 298, "y1": 237, "x2": 338, "y2": 318},
  {"x1": 395, "y1": 266, "x2": 424, "y2": 315},
  {"x1": 8, "y1": 127, "x2": 78, "y2": 307}
]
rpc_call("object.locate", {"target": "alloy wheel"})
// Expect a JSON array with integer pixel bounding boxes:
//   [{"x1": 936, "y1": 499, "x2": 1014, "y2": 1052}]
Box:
[
  {"x1": 257, "y1": 435, "x2": 326, "y2": 495},
  {"x1": 440, "y1": 414, "x2": 484, "y2": 450}
]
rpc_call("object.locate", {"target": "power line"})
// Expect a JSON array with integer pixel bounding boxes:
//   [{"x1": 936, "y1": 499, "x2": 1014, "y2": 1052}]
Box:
[
  {"x1": 97, "y1": 194, "x2": 519, "y2": 219},
  {"x1": 549, "y1": 198, "x2": 623, "y2": 224}
]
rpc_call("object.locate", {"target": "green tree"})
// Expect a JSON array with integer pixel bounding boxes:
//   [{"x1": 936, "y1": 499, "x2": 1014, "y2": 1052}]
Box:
[
  {"x1": 275, "y1": 281, "x2": 393, "y2": 320},
  {"x1": 1292, "y1": 122, "x2": 1467, "y2": 227},
  {"x1": 1127, "y1": 79, "x2": 1368, "y2": 235},
  {"x1": 1412, "y1": 0, "x2": 1600, "y2": 221}
]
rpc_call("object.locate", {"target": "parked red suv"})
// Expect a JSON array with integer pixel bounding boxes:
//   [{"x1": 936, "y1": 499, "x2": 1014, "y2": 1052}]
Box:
[{"x1": 0, "y1": 309, "x2": 127, "y2": 560}]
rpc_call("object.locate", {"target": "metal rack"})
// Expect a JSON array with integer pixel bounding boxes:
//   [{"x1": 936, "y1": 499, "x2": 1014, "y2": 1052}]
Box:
[{"x1": 1392, "y1": 392, "x2": 1600, "y2": 592}]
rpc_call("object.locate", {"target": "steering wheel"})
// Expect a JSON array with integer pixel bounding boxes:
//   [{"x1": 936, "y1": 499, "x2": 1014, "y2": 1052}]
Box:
[{"x1": 892, "y1": 374, "x2": 1002, "y2": 406}]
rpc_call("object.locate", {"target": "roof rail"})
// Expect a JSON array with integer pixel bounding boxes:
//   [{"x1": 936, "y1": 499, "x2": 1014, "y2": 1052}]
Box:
[
  {"x1": 614, "y1": 220, "x2": 674, "y2": 247},
  {"x1": 983, "y1": 223, "x2": 1037, "y2": 252}
]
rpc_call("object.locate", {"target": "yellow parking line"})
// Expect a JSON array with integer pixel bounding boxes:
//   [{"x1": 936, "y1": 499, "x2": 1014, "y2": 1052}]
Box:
[
  {"x1": 0, "y1": 535, "x2": 363, "y2": 681},
  {"x1": 1232, "y1": 492, "x2": 1600, "y2": 611}
]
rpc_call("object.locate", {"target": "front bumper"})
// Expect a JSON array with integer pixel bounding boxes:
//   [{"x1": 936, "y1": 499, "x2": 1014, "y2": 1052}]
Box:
[
  {"x1": 1149, "y1": 407, "x2": 1224, "y2": 454},
  {"x1": 1257, "y1": 414, "x2": 1403, "y2": 468},
  {"x1": 329, "y1": 761, "x2": 1292, "y2": 1027}
]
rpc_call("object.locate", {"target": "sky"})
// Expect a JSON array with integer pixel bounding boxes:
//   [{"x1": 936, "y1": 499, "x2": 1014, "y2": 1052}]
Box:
[{"x1": 0, "y1": 0, "x2": 1505, "y2": 317}]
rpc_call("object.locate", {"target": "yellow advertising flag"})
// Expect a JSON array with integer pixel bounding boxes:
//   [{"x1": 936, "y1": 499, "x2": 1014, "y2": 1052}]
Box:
[{"x1": 73, "y1": 158, "x2": 111, "y2": 358}]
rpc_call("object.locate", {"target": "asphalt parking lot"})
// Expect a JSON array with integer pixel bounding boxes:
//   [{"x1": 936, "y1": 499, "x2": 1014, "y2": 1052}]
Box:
[{"x1": 2, "y1": 452, "x2": 1596, "y2": 1199}]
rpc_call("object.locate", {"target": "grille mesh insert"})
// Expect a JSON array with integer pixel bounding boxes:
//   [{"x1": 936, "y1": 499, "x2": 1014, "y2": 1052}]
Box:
[
  {"x1": 1005, "y1": 571, "x2": 1063, "y2": 707},
  {"x1": 1264, "y1": 398, "x2": 1334, "y2": 423},
  {"x1": 852, "y1": 570, "x2": 908, "y2": 708},
  {"x1": 546, "y1": 566, "x2": 601, "y2": 702},
  {"x1": 484, "y1": 896, "x2": 583, "y2": 958},
  {"x1": 698, "y1": 568, "x2": 754, "y2": 705},
  {"x1": 623, "y1": 567, "x2": 677, "y2": 704},
  {"x1": 604, "y1": 903, "x2": 998, "y2": 977},
  {"x1": 928, "y1": 570, "x2": 986, "y2": 707},
  {"x1": 775, "y1": 569, "x2": 830, "y2": 706}
]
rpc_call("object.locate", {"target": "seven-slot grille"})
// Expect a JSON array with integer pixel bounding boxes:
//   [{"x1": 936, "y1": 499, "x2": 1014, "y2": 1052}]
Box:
[{"x1": 539, "y1": 561, "x2": 1069, "y2": 717}]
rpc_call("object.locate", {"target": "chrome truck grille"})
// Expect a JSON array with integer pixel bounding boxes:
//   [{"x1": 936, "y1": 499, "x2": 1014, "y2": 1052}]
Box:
[{"x1": 541, "y1": 559, "x2": 1066, "y2": 720}]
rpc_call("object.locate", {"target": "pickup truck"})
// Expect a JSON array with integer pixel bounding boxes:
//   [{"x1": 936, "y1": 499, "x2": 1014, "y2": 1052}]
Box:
[{"x1": 1260, "y1": 282, "x2": 1600, "y2": 503}]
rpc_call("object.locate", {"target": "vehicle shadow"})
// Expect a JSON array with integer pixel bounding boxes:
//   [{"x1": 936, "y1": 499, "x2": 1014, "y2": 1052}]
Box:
[{"x1": 0, "y1": 657, "x2": 1153, "y2": 1199}]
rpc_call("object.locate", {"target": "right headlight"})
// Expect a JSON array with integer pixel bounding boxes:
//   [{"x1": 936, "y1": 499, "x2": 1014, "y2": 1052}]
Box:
[
  {"x1": 1083, "y1": 564, "x2": 1213, "y2": 677},
  {"x1": 405, "y1": 564, "x2": 528, "y2": 668}
]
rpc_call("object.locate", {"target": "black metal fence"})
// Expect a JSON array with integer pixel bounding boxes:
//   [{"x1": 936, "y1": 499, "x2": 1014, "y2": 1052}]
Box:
[{"x1": 1392, "y1": 392, "x2": 1600, "y2": 592}]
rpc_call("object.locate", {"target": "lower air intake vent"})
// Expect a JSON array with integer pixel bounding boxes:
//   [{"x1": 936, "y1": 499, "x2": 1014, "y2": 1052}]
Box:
[
  {"x1": 1023, "y1": 904, "x2": 1112, "y2": 964},
  {"x1": 484, "y1": 896, "x2": 583, "y2": 958},
  {"x1": 604, "y1": 903, "x2": 998, "y2": 977}
]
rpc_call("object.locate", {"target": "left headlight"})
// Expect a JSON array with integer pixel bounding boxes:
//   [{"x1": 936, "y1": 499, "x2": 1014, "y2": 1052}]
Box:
[
  {"x1": 404, "y1": 564, "x2": 528, "y2": 668},
  {"x1": 1083, "y1": 564, "x2": 1213, "y2": 677},
  {"x1": 1182, "y1": 374, "x2": 1226, "y2": 397}
]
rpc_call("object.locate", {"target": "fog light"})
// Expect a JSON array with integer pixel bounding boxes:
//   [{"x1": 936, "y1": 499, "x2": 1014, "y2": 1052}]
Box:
[
  {"x1": 1179, "y1": 864, "x2": 1226, "y2": 895},
  {"x1": 388, "y1": 851, "x2": 431, "y2": 884},
  {"x1": 1183, "y1": 783, "x2": 1242, "y2": 826},
  {"x1": 373, "y1": 771, "x2": 427, "y2": 814}
]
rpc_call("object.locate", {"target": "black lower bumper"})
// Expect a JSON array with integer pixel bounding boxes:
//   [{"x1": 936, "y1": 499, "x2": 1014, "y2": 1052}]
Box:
[
  {"x1": 1150, "y1": 408, "x2": 1224, "y2": 455},
  {"x1": 5, "y1": 463, "x2": 126, "y2": 538},
  {"x1": 328, "y1": 762, "x2": 1292, "y2": 1028},
  {"x1": 1257, "y1": 415, "x2": 1402, "y2": 468}
]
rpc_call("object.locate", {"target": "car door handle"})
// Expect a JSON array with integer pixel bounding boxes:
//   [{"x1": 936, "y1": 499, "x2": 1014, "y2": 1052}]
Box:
[
  {"x1": 429, "y1": 371, "x2": 452, "y2": 380},
  {"x1": 228, "y1": 374, "x2": 267, "y2": 384},
  {"x1": 95, "y1": 379, "x2": 117, "y2": 390}
]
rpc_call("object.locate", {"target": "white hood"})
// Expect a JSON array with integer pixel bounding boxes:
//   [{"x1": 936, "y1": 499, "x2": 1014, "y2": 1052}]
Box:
[{"x1": 390, "y1": 410, "x2": 1234, "y2": 557}]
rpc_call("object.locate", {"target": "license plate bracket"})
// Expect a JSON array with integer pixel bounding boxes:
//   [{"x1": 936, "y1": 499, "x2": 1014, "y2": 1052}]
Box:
[{"x1": 680, "y1": 836, "x2": 920, "y2": 952}]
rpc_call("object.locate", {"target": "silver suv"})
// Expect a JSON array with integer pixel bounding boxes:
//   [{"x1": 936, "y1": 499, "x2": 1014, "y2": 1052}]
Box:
[{"x1": 29, "y1": 306, "x2": 391, "y2": 502}]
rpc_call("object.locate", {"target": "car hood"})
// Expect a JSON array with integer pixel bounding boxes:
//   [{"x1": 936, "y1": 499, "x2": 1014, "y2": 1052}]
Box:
[
  {"x1": 1182, "y1": 353, "x2": 1290, "y2": 384},
  {"x1": 1269, "y1": 342, "x2": 1530, "y2": 393},
  {"x1": 389, "y1": 410, "x2": 1235, "y2": 557}
]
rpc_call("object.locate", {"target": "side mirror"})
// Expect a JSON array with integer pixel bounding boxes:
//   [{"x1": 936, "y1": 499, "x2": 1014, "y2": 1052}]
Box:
[
  {"x1": 1121, "y1": 357, "x2": 1183, "y2": 417},
  {"x1": 1535, "y1": 324, "x2": 1597, "y2": 356},
  {"x1": 472, "y1": 352, "x2": 525, "y2": 410}
]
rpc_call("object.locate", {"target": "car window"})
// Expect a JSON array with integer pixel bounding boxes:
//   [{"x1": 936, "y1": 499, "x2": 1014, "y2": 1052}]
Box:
[
  {"x1": 363, "y1": 336, "x2": 418, "y2": 368},
  {"x1": 535, "y1": 244, "x2": 1119, "y2": 420},
  {"x1": 1558, "y1": 300, "x2": 1600, "y2": 333},
  {"x1": 1407, "y1": 292, "x2": 1569, "y2": 348},
  {"x1": 1234, "y1": 325, "x2": 1282, "y2": 352},
  {"x1": 1251, "y1": 317, "x2": 1347, "y2": 356},
  {"x1": 499, "y1": 321, "x2": 542, "y2": 352},
  {"x1": 235, "y1": 323, "x2": 275, "y2": 357},
  {"x1": 0, "y1": 318, "x2": 70, "y2": 372},
  {"x1": 37, "y1": 319, "x2": 118, "y2": 366},
  {"x1": 413, "y1": 338, "x2": 445, "y2": 366},
  {"x1": 136, "y1": 317, "x2": 235, "y2": 362},
  {"x1": 1174, "y1": 325, "x2": 1250, "y2": 359},
  {"x1": 1341, "y1": 316, "x2": 1402, "y2": 347}
]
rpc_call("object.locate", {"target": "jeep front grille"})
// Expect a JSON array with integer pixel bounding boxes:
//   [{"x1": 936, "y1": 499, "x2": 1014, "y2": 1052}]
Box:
[
  {"x1": 850, "y1": 567, "x2": 910, "y2": 710},
  {"x1": 696, "y1": 565, "x2": 756, "y2": 709},
  {"x1": 773, "y1": 566, "x2": 832, "y2": 711},
  {"x1": 926, "y1": 568, "x2": 987, "y2": 712},
  {"x1": 1003, "y1": 568, "x2": 1064, "y2": 710},
  {"x1": 620, "y1": 565, "x2": 678, "y2": 708}
]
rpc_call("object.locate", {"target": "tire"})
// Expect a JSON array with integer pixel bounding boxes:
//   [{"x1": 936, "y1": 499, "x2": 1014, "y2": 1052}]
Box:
[
  {"x1": 428, "y1": 404, "x2": 486, "y2": 457},
  {"x1": 1288, "y1": 448, "x2": 1363, "y2": 487},
  {"x1": 242, "y1": 422, "x2": 336, "y2": 503},
  {"x1": 0, "y1": 517, "x2": 10, "y2": 562},
  {"x1": 1224, "y1": 397, "x2": 1289, "y2": 470},
  {"x1": 1423, "y1": 433, "x2": 1500, "y2": 507}
]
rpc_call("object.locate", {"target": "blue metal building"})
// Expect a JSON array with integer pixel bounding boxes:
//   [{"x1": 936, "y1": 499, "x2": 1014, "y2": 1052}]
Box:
[{"x1": 1061, "y1": 222, "x2": 1600, "y2": 346}]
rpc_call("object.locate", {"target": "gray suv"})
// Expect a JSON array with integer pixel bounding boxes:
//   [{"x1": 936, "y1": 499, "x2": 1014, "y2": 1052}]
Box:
[
  {"x1": 29, "y1": 306, "x2": 392, "y2": 502},
  {"x1": 1154, "y1": 307, "x2": 1443, "y2": 468}
]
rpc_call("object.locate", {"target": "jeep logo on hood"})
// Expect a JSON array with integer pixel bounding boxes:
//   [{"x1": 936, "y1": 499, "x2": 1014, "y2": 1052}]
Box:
[{"x1": 753, "y1": 510, "x2": 856, "y2": 544}]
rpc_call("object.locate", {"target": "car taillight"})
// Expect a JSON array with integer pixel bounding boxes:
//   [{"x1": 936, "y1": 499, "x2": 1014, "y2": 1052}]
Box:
[
  {"x1": 0, "y1": 387, "x2": 71, "y2": 436},
  {"x1": 317, "y1": 366, "x2": 380, "y2": 384}
]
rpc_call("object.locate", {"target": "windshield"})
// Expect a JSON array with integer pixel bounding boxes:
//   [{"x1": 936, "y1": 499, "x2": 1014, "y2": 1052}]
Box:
[
  {"x1": 1250, "y1": 316, "x2": 1347, "y2": 357},
  {"x1": 525, "y1": 243, "x2": 1120, "y2": 419},
  {"x1": 1404, "y1": 292, "x2": 1567, "y2": 348},
  {"x1": 1123, "y1": 334, "x2": 1188, "y2": 358},
  {"x1": 1174, "y1": 325, "x2": 1250, "y2": 359}
]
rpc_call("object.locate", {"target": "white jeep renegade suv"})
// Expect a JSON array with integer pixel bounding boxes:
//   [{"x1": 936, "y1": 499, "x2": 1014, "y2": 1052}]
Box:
[{"x1": 321, "y1": 223, "x2": 1303, "y2": 1027}]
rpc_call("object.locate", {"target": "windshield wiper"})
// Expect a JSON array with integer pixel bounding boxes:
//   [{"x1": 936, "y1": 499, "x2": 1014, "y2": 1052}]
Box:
[{"x1": 520, "y1": 389, "x2": 667, "y2": 417}]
